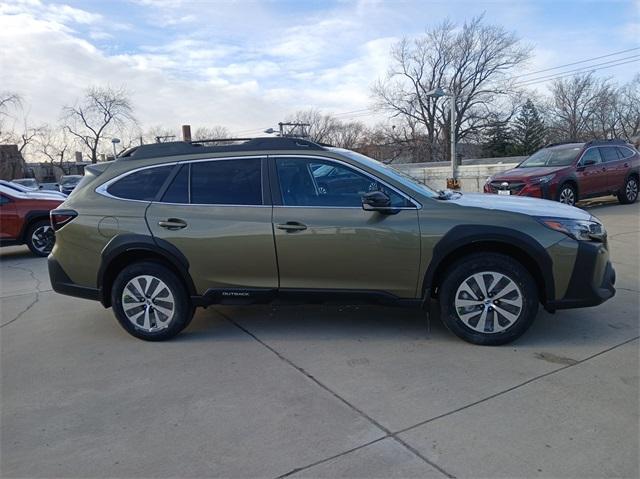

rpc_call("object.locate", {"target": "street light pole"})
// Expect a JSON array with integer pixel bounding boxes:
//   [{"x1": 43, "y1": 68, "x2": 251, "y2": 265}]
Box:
[
  {"x1": 426, "y1": 87, "x2": 458, "y2": 189},
  {"x1": 450, "y1": 93, "x2": 457, "y2": 183}
]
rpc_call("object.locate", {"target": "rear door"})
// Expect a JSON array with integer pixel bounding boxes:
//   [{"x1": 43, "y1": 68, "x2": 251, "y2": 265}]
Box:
[
  {"x1": 576, "y1": 148, "x2": 606, "y2": 196},
  {"x1": 0, "y1": 194, "x2": 19, "y2": 240},
  {"x1": 270, "y1": 156, "x2": 421, "y2": 299},
  {"x1": 146, "y1": 158, "x2": 278, "y2": 296},
  {"x1": 599, "y1": 147, "x2": 622, "y2": 193},
  {"x1": 606, "y1": 146, "x2": 635, "y2": 192}
]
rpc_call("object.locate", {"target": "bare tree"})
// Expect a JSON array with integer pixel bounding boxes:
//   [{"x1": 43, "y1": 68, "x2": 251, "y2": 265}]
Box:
[
  {"x1": 616, "y1": 75, "x2": 640, "y2": 142},
  {"x1": 142, "y1": 125, "x2": 178, "y2": 144},
  {"x1": 285, "y1": 109, "x2": 340, "y2": 143},
  {"x1": 62, "y1": 86, "x2": 135, "y2": 163},
  {"x1": 374, "y1": 15, "x2": 531, "y2": 161},
  {"x1": 0, "y1": 92, "x2": 22, "y2": 143},
  {"x1": 330, "y1": 121, "x2": 367, "y2": 149},
  {"x1": 547, "y1": 73, "x2": 610, "y2": 141},
  {"x1": 37, "y1": 125, "x2": 71, "y2": 166},
  {"x1": 193, "y1": 126, "x2": 231, "y2": 141}
]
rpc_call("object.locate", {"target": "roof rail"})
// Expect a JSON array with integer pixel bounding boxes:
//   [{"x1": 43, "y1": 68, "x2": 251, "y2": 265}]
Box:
[
  {"x1": 584, "y1": 139, "x2": 628, "y2": 147},
  {"x1": 543, "y1": 140, "x2": 584, "y2": 148},
  {"x1": 118, "y1": 137, "x2": 326, "y2": 160}
]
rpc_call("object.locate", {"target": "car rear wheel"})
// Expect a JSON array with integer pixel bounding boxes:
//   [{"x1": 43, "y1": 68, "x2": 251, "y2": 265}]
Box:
[
  {"x1": 112, "y1": 261, "x2": 194, "y2": 341},
  {"x1": 557, "y1": 184, "x2": 577, "y2": 206},
  {"x1": 439, "y1": 253, "x2": 538, "y2": 345},
  {"x1": 618, "y1": 176, "x2": 638, "y2": 204},
  {"x1": 26, "y1": 219, "x2": 55, "y2": 257}
]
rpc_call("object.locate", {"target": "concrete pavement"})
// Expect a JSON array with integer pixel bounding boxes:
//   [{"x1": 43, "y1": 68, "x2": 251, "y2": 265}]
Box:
[{"x1": 1, "y1": 200, "x2": 638, "y2": 478}]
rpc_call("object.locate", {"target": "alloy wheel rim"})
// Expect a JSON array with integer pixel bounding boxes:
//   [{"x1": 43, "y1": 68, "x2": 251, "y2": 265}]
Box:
[
  {"x1": 122, "y1": 275, "x2": 175, "y2": 332},
  {"x1": 559, "y1": 188, "x2": 575, "y2": 205},
  {"x1": 31, "y1": 225, "x2": 54, "y2": 254},
  {"x1": 454, "y1": 271, "x2": 523, "y2": 334},
  {"x1": 626, "y1": 179, "x2": 638, "y2": 201}
]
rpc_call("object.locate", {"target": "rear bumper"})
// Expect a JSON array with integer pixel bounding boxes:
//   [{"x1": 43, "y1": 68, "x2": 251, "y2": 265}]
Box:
[
  {"x1": 546, "y1": 241, "x2": 615, "y2": 310},
  {"x1": 48, "y1": 256, "x2": 102, "y2": 302}
]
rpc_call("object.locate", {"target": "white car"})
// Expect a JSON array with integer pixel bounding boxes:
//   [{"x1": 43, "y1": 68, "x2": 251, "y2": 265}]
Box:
[{"x1": 1, "y1": 181, "x2": 67, "y2": 199}]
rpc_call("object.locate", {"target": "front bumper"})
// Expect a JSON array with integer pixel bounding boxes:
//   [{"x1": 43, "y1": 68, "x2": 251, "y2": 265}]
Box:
[
  {"x1": 48, "y1": 256, "x2": 102, "y2": 302},
  {"x1": 546, "y1": 241, "x2": 615, "y2": 310},
  {"x1": 484, "y1": 182, "x2": 556, "y2": 200}
]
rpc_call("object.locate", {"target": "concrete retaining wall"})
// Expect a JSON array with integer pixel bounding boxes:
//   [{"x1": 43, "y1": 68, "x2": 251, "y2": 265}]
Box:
[{"x1": 394, "y1": 158, "x2": 523, "y2": 192}]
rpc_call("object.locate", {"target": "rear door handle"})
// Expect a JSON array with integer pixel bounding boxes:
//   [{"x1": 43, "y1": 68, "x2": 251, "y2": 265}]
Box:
[
  {"x1": 158, "y1": 218, "x2": 188, "y2": 230},
  {"x1": 276, "y1": 222, "x2": 307, "y2": 232}
]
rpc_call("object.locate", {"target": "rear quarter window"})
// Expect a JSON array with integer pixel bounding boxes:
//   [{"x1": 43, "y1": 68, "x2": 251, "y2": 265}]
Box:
[{"x1": 106, "y1": 165, "x2": 174, "y2": 201}]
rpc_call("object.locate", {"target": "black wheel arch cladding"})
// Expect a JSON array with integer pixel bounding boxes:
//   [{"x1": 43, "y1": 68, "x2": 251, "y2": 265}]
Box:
[{"x1": 423, "y1": 224, "x2": 555, "y2": 304}]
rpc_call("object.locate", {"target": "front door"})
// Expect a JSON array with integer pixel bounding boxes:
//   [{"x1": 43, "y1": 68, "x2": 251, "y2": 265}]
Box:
[
  {"x1": 146, "y1": 158, "x2": 278, "y2": 296},
  {"x1": 271, "y1": 156, "x2": 421, "y2": 299},
  {"x1": 576, "y1": 148, "x2": 607, "y2": 196}
]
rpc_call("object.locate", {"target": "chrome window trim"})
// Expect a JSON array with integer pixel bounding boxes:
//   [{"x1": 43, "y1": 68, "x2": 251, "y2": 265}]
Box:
[
  {"x1": 272, "y1": 154, "x2": 423, "y2": 209},
  {"x1": 95, "y1": 156, "x2": 266, "y2": 205},
  {"x1": 95, "y1": 162, "x2": 179, "y2": 203}
]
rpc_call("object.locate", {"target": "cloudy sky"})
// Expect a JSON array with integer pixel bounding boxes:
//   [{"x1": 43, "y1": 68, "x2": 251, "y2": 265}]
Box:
[{"x1": 1, "y1": 0, "x2": 638, "y2": 136}]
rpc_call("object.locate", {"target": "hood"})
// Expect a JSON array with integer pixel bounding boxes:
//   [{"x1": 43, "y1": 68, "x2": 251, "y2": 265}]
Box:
[
  {"x1": 492, "y1": 166, "x2": 566, "y2": 180},
  {"x1": 449, "y1": 193, "x2": 592, "y2": 221},
  {"x1": 24, "y1": 192, "x2": 67, "y2": 201}
]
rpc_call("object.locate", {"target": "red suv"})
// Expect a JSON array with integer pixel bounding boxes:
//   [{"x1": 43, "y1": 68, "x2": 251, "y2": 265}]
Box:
[
  {"x1": 484, "y1": 140, "x2": 639, "y2": 206},
  {"x1": 0, "y1": 184, "x2": 63, "y2": 256}
]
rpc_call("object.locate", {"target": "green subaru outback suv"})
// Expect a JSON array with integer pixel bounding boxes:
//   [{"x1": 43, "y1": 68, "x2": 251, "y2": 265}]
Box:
[{"x1": 48, "y1": 137, "x2": 615, "y2": 345}]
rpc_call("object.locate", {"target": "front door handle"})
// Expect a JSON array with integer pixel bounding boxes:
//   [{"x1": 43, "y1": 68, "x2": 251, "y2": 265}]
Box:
[
  {"x1": 276, "y1": 222, "x2": 307, "y2": 232},
  {"x1": 158, "y1": 218, "x2": 188, "y2": 230}
]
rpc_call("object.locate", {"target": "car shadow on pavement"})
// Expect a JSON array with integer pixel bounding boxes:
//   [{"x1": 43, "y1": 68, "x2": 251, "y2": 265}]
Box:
[
  {"x1": 0, "y1": 247, "x2": 37, "y2": 262},
  {"x1": 173, "y1": 299, "x2": 637, "y2": 350}
]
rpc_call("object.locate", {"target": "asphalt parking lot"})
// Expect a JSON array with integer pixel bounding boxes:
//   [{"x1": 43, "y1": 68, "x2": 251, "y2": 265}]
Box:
[{"x1": 1, "y1": 199, "x2": 639, "y2": 479}]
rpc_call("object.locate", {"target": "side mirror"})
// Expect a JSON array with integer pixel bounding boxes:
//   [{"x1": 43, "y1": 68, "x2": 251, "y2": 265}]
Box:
[{"x1": 362, "y1": 191, "x2": 397, "y2": 214}]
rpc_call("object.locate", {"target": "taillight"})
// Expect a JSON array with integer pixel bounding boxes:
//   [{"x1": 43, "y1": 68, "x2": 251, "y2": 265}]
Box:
[{"x1": 50, "y1": 209, "x2": 78, "y2": 231}]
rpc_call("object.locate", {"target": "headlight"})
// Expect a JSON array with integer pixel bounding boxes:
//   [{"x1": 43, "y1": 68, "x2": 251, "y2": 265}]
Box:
[
  {"x1": 531, "y1": 174, "x2": 555, "y2": 184},
  {"x1": 485, "y1": 176, "x2": 493, "y2": 185},
  {"x1": 539, "y1": 217, "x2": 606, "y2": 242}
]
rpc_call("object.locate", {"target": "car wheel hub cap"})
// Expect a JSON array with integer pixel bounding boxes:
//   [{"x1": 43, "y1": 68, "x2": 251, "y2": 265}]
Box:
[
  {"x1": 627, "y1": 179, "x2": 638, "y2": 200},
  {"x1": 560, "y1": 188, "x2": 574, "y2": 205},
  {"x1": 122, "y1": 275, "x2": 175, "y2": 332},
  {"x1": 454, "y1": 272, "x2": 523, "y2": 334},
  {"x1": 31, "y1": 225, "x2": 54, "y2": 253}
]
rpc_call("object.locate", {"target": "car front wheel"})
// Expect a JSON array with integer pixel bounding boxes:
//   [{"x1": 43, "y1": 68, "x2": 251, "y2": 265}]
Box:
[
  {"x1": 112, "y1": 261, "x2": 194, "y2": 341},
  {"x1": 557, "y1": 184, "x2": 577, "y2": 206},
  {"x1": 618, "y1": 176, "x2": 638, "y2": 204},
  {"x1": 439, "y1": 253, "x2": 538, "y2": 345}
]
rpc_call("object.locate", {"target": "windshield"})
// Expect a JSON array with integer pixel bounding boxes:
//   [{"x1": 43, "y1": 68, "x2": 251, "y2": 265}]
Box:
[
  {"x1": 519, "y1": 146, "x2": 581, "y2": 168},
  {"x1": 60, "y1": 176, "x2": 82, "y2": 185},
  {"x1": 330, "y1": 148, "x2": 439, "y2": 199},
  {"x1": 14, "y1": 179, "x2": 37, "y2": 187}
]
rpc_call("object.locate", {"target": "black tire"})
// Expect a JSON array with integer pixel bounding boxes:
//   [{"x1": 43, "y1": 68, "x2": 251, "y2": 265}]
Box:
[
  {"x1": 556, "y1": 183, "x2": 577, "y2": 206},
  {"x1": 25, "y1": 219, "x2": 55, "y2": 257},
  {"x1": 617, "y1": 175, "x2": 639, "y2": 204},
  {"x1": 439, "y1": 253, "x2": 539, "y2": 346},
  {"x1": 111, "y1": 261, "x2": 194, "y2": 341}
]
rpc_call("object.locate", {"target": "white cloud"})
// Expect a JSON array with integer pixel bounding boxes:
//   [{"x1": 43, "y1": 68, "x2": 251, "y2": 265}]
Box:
[{"x1": 1, "y1": 0, "x2": 637, "y2": 142}]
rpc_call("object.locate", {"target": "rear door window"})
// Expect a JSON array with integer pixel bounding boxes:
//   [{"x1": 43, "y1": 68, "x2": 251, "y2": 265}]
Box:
[
  {"x1": 161, "y1": 164, "x2": 189, "y2": 203},
  {"x1": 599, "y1": 147, "x2": 620, "y2": 163},
  {"x1": 106, "y1": 165, "x2": 174, "y2": 201},
  {"x1": 190, "y1": 159, "x2": 262, "y2": 205}
]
